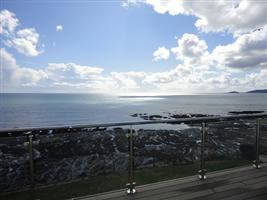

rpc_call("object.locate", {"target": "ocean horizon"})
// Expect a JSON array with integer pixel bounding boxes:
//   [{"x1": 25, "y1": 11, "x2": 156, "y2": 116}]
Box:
[{"x1": 1, "y1": 93, "x2": 267, "y2": 129}]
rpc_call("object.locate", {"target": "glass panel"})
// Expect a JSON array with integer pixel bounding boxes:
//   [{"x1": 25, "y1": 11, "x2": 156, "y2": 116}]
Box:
[
  {"x1": 260, "y1": 118, "x2": 267, "y2": 164},
  {"x1": 205, "y1": 119, "x2": 254, "y2": 172},
  {"x1": 28, "y1": 126, "x2": 129, "y2": 200},
  {"x1": 0, "y1": 135, "x2": 29, "y2": 193},
  {"x1": 133, "y1": 122, "x2": 201, "y2": 186}
]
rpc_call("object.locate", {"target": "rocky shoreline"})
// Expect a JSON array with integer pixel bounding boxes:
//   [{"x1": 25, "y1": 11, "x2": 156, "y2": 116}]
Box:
[
  {"x1": 130, "y1": 111, "x2": 265, "y2": 121},
  {"x1": 0, "y1": 112, "x2": 267, "y2": 193},
  {"x1": 130, "y1": 113, "x2": 214, "y2": 121}
]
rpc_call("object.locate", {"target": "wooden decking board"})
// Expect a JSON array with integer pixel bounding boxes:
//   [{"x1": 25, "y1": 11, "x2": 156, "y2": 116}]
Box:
[
  {"x1": 125, "y1": 180, "x2": 234, "y2": 200},
  {"x1": 102, "y1": 180, "x2": 244, "y2": 200},
  {"x1": 109, "y1": 166, "x2": 265, "y2": 200},
  {"x1": 213, "y1": 182, "x2": 245, "y2": 193},
  {"x1": 243, "y1": 175, "x2": 267, "y2": 185},
  {"x1": 110, "y1": 165, "x2": 255, "y2": 199},
  {"x1": 110, "y1": 183, "x2": 197, "y2": 200},
  {"x1": 129, "y1": 179, "x2": 223, "y2": 200},
  {"x1": 178, "y1": 180, "x2": 228, "y2": 192},
  {"x1": 218, "y1": 187, "x2": 267, "y2": 200},
  {"x1": 79, "y1": 165, "x2": 267, "y2": 200},
  {"x1": 112, "y1": 190, "x2": 185, "y2": 200},
  {"x1": 131, "y1": 169, "x2": 251, "y2": 198},
  {"x1": 134, "y1": 190, "x2": 185, "y2": 200},
  {"x1": 229, "y1": 171, "x2": 267, "y2": 184},
  {"x1": 211, "y1": 168, "x2": 266, "y2": 184},
  {"x1": 134, "y1": 189, "x2": 213, "y2": 200},
  {"x1": 111, "y1": 179, "x2": 215, "y2": 200},
  {"x1": 190, "y1": 188, "x2": 248, "y2": 200},
  {"x1": 247, "y1": 180, "x2": 267, "y2": 190},
  {"x1": 166, "y1": 189, "x2": 214, "y2": 200},
  {"x1": 247, "y1": 194, "x2": 267, "y2": 200}
]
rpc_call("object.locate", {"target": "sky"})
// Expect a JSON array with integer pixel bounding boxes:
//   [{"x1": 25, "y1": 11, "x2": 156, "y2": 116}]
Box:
[{"x1": 1, "y1": 0, "x2": 267, "y2": 95}]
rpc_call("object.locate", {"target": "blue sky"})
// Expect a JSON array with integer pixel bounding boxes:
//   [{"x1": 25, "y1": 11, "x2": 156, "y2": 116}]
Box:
[{"x1": 1, "y1": 0, "x2": 267, "y2": 94}]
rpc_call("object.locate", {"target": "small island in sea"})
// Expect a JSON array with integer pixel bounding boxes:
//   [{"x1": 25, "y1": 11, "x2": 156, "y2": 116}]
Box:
[{"x1": 228, "y1": 91, "x2": 239, "y2": 94}]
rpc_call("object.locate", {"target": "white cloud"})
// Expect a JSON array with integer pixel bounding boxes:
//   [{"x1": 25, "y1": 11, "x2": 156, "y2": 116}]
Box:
[
  {"x1": 153, "y1": 46, "x2": 170, "y2": 61},
  {"x1": 142, "y1": 30, "x2": 267, "y2": 93},
  {"x1": 110, "y1": 71, "x2": 146, "y2": 90},
  {"x1": 56, "y1": 25, "x2": 63, "y2": 32},
  {"x1": 128, "y1": 0, "x2": 267, "y2": 35},
  {"x1": 2, "y1": 45, "x2": 267, "y2": 94},
  {"x1": 1, "y1": 49, "x2": 147, "y2": 93},
  {"x1": 111, "y1": 73, "x2": 139, "y2": 89},
  {"x1": 0, "y1": 10, "x2": 43, "y2": 57},
  {"x1": 5, "y1": 28, "x2": 42, "y2": 56},
  {"x1": 212, "y1": 28, "x2": 267, "y2": 69},
  {"x1": 144, "y1": 65, "x2": 189, "y2": 84},
  {"x1": 0, "y1": 49, "x2": 106, "y2": 91},
  {"x1": 0, "y1": 48, "x2": 48, "y2": 87},
  {"x1": 248, "y1": 69, "x2": 267, "y2": 88},
  {"x1": 171, "y1": 33, "x2": 211, "y2": 68},
  {"x1": 120, "y1": 0, "x2": 267, "y2": 93},
  {"x1": 0, "y1": 9, "x2": 19, "y2": 35},
  {"x1": 121, "y1": 0, "x2": 144, "y2": 8},
  {"x1": 46, "y1": 63, "x2": 104, "y2": 80}
]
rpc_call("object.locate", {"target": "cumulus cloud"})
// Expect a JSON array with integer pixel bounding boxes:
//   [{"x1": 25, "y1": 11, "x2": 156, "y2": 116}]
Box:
[
  {"x1": 248, "y1": 69, "x2": 267, "y2": 88},
  {"x1": 110, "y1": 71, "x2": 146, "y2": 90},
  {"x1": 0, "y1": 9, "x2": 42, "y2": 57},
  {"x1": 46, "y1": 63, "x2": 104, "y2": 81},
  {"x1": 121, "y1": 0, "x2": 267, "y2": 92},
  {"x1": 142, "y1": 30, "x2": 267, "y2": 93},
  {"x1": 56, "y1": 25, "x2": 63, "y2": 32},
  {"x1": 5, "y1": 28, "x2": 42, "y2": 56},
  {"x1": 0, "y1": 9, "x2": 19, "y2": 35},
  {"x1": 0, "y1": 48, "x2": 48, "y2": 87},
  {"x1": 121, "y1": 0, "x2": 144, "y2": 8},
  {"x1": 212, "y1": 28, "x2": 267, "y2": 69},
  {"x1": 144, "y1": 65, "x2": 190, "y2": 84},
  {"x1": 0, "y1": 49, "x2": 107, "y2": 91},
  {"x1": 153, "y1": 46, "x2": 170, "y2": 61},
  {"x1": 171, "y1": 33, "x2": 210, "y2": 66},
  {"x1": 127, "y1": 0, "x2": 267, "y2": 35},
  {"x1": 2, "y1": 46, "x2": 266, "y2": 94}
]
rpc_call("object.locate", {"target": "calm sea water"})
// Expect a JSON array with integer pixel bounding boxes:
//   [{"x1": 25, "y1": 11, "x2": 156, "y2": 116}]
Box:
[{"x1": 1, "y1": 93, "x2": 267, "y2": 129}]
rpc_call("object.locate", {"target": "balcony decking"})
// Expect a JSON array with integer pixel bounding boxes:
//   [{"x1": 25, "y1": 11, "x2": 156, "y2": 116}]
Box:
[{"x1": 76, "y1": 164, "x2": 267, "y2": 200}]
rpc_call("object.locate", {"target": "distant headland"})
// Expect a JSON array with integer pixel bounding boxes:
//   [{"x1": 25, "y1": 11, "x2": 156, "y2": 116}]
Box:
[
  {"x1": 228, "y1": 89, "x2": 267, "y2": 94},
  {"x1": 247, "y1": 89, "x2": 267, "y2": 93}
]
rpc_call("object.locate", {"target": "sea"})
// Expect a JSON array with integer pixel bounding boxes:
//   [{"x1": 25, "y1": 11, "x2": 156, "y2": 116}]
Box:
[{"x1": 1, "y1": 93, "x2": 267, "y2": 129}]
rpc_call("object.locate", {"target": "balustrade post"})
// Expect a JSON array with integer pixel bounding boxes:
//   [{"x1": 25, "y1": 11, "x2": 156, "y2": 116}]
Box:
[
  {"x1": 24, "y1": 133, "x2": 39, "y2": 199},
  {"x1": 198, "y1": 122, "x2": 207, "y2": 180},
  {"x1": 253, "y1": 119, "x2": 261, "y2": 169},
  {"x1": 28, "y1": 134, "x2": 35, "y2": 190},
  {"x1": 126, "y1": 126, "x2": 136, "y2": 194},
  {"x1": 24, "y1": 134, "x2": 36, "y2": 200}
]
